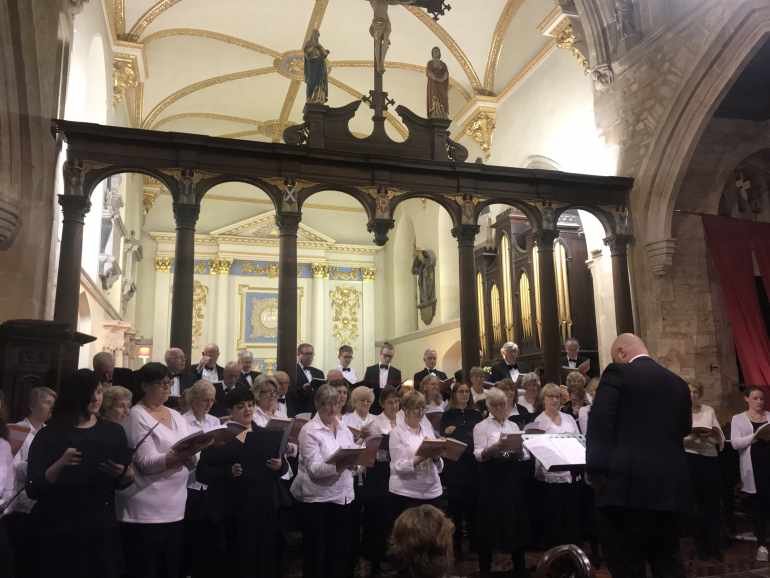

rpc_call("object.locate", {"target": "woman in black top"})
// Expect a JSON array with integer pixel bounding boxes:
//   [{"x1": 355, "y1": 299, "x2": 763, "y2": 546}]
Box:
[
  {"x1": 27, "y1": 369, "x2": 133, "y2": 578},
  {"x1": 440, "y1": 382, "x2": 482, "y2": 560},
  {"x1": 197, "y1": 387, "x2": 287, "y2": 578}
]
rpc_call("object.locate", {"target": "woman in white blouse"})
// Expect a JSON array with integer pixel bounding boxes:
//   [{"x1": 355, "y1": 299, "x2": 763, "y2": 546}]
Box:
[
  {"x1": 342, "y1": 386, "x2": 375, "y2": 442},
  {"x1": 731, "y1": 386, "x2": 770, "y2": 562},
  {"x1": 291, "y1": 384, "x2": 356, "y2": 578},
  {"x1": 117, "y1": 362, "x2": 206, "y2": 578},
  {"x1": 389, "y1": 390, "x2": 443, "y2": 519},
  {"x1": 473, "y1": 387, "x2": 529, "y2": 578},
  {"x1": 518, "y1": 372, "x2": 541, "y2": 414},
  {"x1": 531, "y1": 382, "x2": 582, "y2": 550}
]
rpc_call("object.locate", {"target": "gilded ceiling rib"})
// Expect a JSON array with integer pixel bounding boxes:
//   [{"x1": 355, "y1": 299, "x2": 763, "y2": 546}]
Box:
[
  {"x1": 331, "y1": 60, "x2": 472, "y2": 102},
  {"x1": 126, "y1": 0, "x2": 184, "y2": 40},
  {"x1": 152, "y1": 113, "x2": 266, "y2": 130},
  {"x1": 404, "y1": 5, "x2": 482, "y2": 93},
  {"x1": 112, "y1": 0, "x2": 126, "y2": 36},
  {"x1": 141, "y1": 66, "x2": 276, "y2": 129},
  {"x1": 483, "y1": 0, "x2": 525, "y2": 92},
  {"x1": 327, "y1": 77, "x2": 409, "y2": 140},
  {"x1": 142, "y1": 28, "x2": 280, "y2": 58}
]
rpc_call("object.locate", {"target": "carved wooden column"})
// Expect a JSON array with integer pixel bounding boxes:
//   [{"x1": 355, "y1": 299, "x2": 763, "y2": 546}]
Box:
[
  {"x1": 605, "y1": 234, "x2": 634, "y2": 335},
  {"x1": 277, "y1": 211, "x2": 300, "y2": 383},
  {"x1": 53, "y1": 161, "x2": 91, "y2": 329},
  {"x1": 169, "y1": 201, "x2": 200, "y2": 363},
  {"x1": 535, "y1": 229, "x2": 561, "y2": 383},
  {"x1": 453, "y1": 224, "x2": 481, "y2": 377}
]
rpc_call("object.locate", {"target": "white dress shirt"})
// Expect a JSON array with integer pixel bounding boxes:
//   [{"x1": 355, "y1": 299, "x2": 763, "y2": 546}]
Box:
[
  {"x1": 0, "y1": 438, "x2": 13, "y2": 512},
  {"x1": 578, "y1": 405, "x2": 591, "y2": 435},
  {"x1": 118, "y1": 404, "x2": 193, "y2": 523},
  {"x1": 342, "y1": 411, "x2": 375, "y2": 433},
  {"x1": 200, "y1": 366, "x2": 221, "y2": 384},
  {"x1": 337, "y1": 365, "x2": 359, "y2": 384},
  {"x1": 684, "y1": 404, "x2": 723, "y2": 457},
  {"x1": 531, "y1": 411, "x2": 580, "y2": 483},
  {"x1": 471, "y1": 388, "x2": 487, "y2": 405},
  {"x1": 388, "y1": 420, "x2": 443, "y2": 500},
  {"x1": 731, "y1": 411, "x2": 767, "y2": 494},
  {"x1": 508, "y1": 366, "x2": 520, "y2": 383},
  {"x1": 473, "y1": 415, "x2": 526, "y2": 461},
  {"x1": 290, "y1": 414, "x2": 355, "y2": 505},
  {"x1": 8, "y1": 420, "x2": 41, "y2": 514},
  {"x1": 301, "y1": 365, "x2": 313, "y2": 384},
  {"x1": 379, "y1": 365, "x2": 390, "y2": 388},
  {"x1": 395, "y1": 410, "x2": 434, "y2": 434},
  {"x1": 170, "y1": 376, "x2": 181, "y2": 398},
  {"x1": 183, "y1": 410, "x2": 221, "y2": 491},
  {"x1": 371, "y1": 412, "x2": 398, "y2": 436}
]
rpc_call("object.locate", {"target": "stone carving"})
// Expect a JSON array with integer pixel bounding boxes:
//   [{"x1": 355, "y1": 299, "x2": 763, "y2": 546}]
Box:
[
  {"x1": 121, "y1": 230, "x2": 142, "y2": 314},
  {"x1": 154, "y1": 256, "x2": 172, "y2": 273},
  {"x1": 555, "y1": 24, "x2": 589, "y2": 74},
  {"x1": 303, "y1": 30, "x2": 329, "y2": 104},
  {"x1": 192, "y1": 280, "x2": 208, "y2": 346},
  {"x1": 591, "y1": 63, "x2": 615, "y2": 91},
  {"x1": 615, "y1": 0, "x2": 640, "y2": 41},
  {"x1": 426, "y1": 47, "x2": 449, "y2": 119},
  {"x1": 98, "y1": 175, "x2": 124, "y2": 290},
  {"x1": 412, "y1": 249, "x2": 437, "y2": 325},
  {"x1": 330, "y1": 286, "x2": 361, "y2": 346}
]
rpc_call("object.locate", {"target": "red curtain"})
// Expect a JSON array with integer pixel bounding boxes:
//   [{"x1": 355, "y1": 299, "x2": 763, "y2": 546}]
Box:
[{"x1": 703, "y1": 215, "x2": 770, "y2": 386}]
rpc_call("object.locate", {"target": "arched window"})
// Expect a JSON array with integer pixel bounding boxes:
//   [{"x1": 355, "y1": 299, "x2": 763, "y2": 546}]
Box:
[
  {"x1": 532, "y1": 249, "x2": 542, "y2": 347},
  {"x1": 490, "y1": 283, "x2": 503, "y2": 345},
  {"x1": 519, "y1": 272, "x2": 533, "y2": 340},
  {"x1": 500, "y1": 234, "x2": 514, "y2": 341},
  {"x1": 554, "y1": 240, "x2": 572, "y2": 342},
  {"x1": 476, "y1": 272, "x2": 487, "y2": 358}
]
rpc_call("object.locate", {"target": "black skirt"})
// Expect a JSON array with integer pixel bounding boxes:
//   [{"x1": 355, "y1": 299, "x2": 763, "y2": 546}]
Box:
[{"x1": 476, "y1": 457, "x2": 529, "y2": 551}]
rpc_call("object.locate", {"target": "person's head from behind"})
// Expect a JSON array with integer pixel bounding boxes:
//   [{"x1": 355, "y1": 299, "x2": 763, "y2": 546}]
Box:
[
  {"x1": 500, "y1": 341, "x2": 519, "y2": 365},
  {"x1": 27, "y1": 386, "x2": 57, "y2": 425},
  {"x1": 138, "y1": 362, "x2": 172, "y2": 407},
  {"x1": 745, "y1": 386, "x2": 766, "y2": 414},
  {"x1": 610, "y1": 333, "x2": 648, "y2": 364},
  {"x1": 223, "y1": 362, "x2": 240, "y2": 387},
  {"x1": 92, "y1": 352, "x2": 115, "y2": 384},
  {"x1": 101, "y1": 385, "x2": 133, "y2": 424},
  {"x1": 51, "y1": 369, "x2": 103, "y2": 428},
  {"x1": 391, "y1": 505, "x2": 455, "y2": 578}
]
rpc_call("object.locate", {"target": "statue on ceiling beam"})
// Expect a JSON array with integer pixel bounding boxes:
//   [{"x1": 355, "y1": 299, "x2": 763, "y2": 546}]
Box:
[
  {"x1": 303, "y1": 29, "x2": 330, "y2": 104},
  {"x1": 426, "y1": 46, "x2": 449, "y2": 119}
]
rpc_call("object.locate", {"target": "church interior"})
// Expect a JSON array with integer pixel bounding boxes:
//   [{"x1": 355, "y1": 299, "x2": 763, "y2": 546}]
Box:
[{"x1": 4, "y1": 0, "x2": 770, "y2": 577}]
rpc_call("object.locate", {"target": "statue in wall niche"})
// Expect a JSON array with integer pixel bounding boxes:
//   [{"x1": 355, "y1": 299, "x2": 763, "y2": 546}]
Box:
[
  {"x1": 615, "y1": 0, "x2": 639, "y2": 40},
  {"x1": 412, "y1": 249, "x2": 437, "y2": 325},
  {"x1": 303, "y1": 29, "x2": 329, "y2": 104},
  {"x1": 426, "y1": 46, "x2": 449, "y2": 119}
]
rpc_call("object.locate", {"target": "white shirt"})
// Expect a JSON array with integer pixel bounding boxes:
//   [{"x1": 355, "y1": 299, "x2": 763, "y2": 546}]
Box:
[
  {"x1": 300, "y1": 365, "x2": 313, "y2": 384},
  {"x1": 379, "y1": 365, "x2": 390, "y2": 388},
  {"x1": 201, "y1": 366, "x2": 221, "y2": 384},
  {"x1": 473, "y1": 415, "x2": 526, "y2": 461},
  {"x1": 8, "y1": 420, "x2": 41, "y2": 514},
  {"x1": 290, "y1": 414, "x2": 355, "y2": 505},
  {"x1": 684, "y1": 404, "x2": 723, "y2": 457},
  {"x1": 628, "y1": 354, "x2": 651, "y2": 364},
  {"x1": 508, "y1": 365, "x2": 520, "y2": 383},
  {"x1": 118, "y1": 404, "x2": 193, "y2": 523},
  {"x1": 388, "y1": 420, "x2": 443, "y2": 500},
  {"x1": 471, "y1": 388, "x2": 487, "y2": 405},
  {"x1": 170, "y1": 376, "x2": 181, "y2": 398},
  {"x1": 342, "y1": 411, "x2": 375, "y2": 434},
  {"x1": 578, "y1": 405, "x2": 591, "y2": 435},
  {"x1": 337, "y1": 365, "x2": 358, "y2": 384},
  {"x1": 371, "y1": 412, "x2": 398, "y2": 436},
  {"x1": 395, "y1": 410, "x2": 434, "y2": 434},
  {"x1": 183, "y1": 411, "x2": 221, "y2": 491},
  {"x1": 0, "y1": 438, "x2": 13, "y2": 512},
  {"x1": 731, "y1": 411, "x2": 766, "y2": 494},
  {"x1": 241, "y1": 372, "x2": 254, "y2": 386},
  {"x1": 531, "y1": 411, "x2": 580, "y2": 483},
  {"x1": 517, "y1": 396, "x2": 536, "y2": 414}
]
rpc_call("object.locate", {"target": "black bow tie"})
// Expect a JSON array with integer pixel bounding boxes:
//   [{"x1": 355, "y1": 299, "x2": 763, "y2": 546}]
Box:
[
  {"x1": 380, "y1": 364, "x2": 389, "y2": 370},
  {"x1": 342, "y1": 367, "x2": 351, "y2": 372},
  {"x1": 507, "y1": 364, "x2": 518, "y2": 371},
  {"x1": 568, "y1": 358, "x2": 578, "y2": 363},
  {"x1": 172, "y1": 373, "x2": 182, "y2": 379},
  {"x1": 278, "y1": 397, "x2": 286, "y2": 404}
]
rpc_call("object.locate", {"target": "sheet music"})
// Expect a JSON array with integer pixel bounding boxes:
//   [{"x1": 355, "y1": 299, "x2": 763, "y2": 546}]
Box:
[{"x1": 523, "y1": 434, "x2": 586, "y2": 470}]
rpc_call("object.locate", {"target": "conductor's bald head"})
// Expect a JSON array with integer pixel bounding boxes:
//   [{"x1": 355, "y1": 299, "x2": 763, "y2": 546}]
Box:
[{"x1": 610, "y1": 333, "x2": 649, "y2": 364}]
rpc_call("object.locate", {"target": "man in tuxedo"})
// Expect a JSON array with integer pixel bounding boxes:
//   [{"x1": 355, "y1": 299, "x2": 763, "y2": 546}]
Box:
[
  {"x1": 164, "y1": 347, "x2": 195, "y2": 409},
  {"x1": 274, "y1": 370, "x2": 290, "y2": 417},
  {"x1": 489, "y1": 342, "x2": 527, "y2": 384},
  {"x1": 586, "y1": 334, "x2": 691, "y2": 578},
  {"x1": 562, "y1": 338, "x2": 591, "y2": 376},
  {"x1": 413, "y1": 348, "x2": 450, "y2": 398},
  {"x1": 287, "y1": 343, "x2": 325, "y2": 417},
  {"x1": 92, "y1": 352, "x2": 115, "y2": 384},
  {"x1": 363, "y1": 342, "x2": 402, "y2": 414},
  {"x1": 334, "y1": 345, "x2": 359, "y2": 385},
  {"x1": 236, "y1": 349, "x2": 260, "y2": 387},
  {"x1": 194, "y1": 343, "x2": 225, "y2": 384}
]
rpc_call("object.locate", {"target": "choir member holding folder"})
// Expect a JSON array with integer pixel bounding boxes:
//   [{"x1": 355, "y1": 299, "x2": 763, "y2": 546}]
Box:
[
  {"x1": 197, "y1": 387, "x2": 288, "y2": 578},
  {"x1": 118, "y1": 363, "x2": 206, "y2": 578},
  {"x1": 253, "y1": 375, "x2": 299, "y2": 473},
  {"x1": 731, "y1": 386, "x2": 770, "y2": 562},
  {"x1": 291, "y1": 384, "x2": 356, "y2": 578},
  {"x1": 389, "y1": 390, "x2": 444, "y2": 517},
  {"x1": 473, "y1": 387, "x2": 529, "y2": 578},
  {"x1": 28, "y1": 370, "x2": 133, "y2": 578},
  {"x1": 440, "y1": 382, "x2": 482, "y2": 560},
  {"x1": 0, "y1": 391, "x2": 14, "y2": 576}
]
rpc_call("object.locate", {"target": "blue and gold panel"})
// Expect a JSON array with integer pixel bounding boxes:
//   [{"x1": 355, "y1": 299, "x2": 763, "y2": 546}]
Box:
[
  {"x1": 231, "y1": 260, "x2": 279, "y2": 277},
  {"x1": 254, "y1": 358, "x2": 277, "y2": 374},
  {"x1": 237, "y1": 285, "x2": 303, "y2": 349},
  {"x1": 329, "y1": 266, "x2": 363, "y2": 281},
  {"x1": 298, "y1": 263, "x2": 313, "y2": 278}
]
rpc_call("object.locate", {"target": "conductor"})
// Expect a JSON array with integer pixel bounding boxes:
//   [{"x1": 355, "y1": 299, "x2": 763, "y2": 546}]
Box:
[{"x1": 586, "y1": 333, "x2": 691, "y2": 578}]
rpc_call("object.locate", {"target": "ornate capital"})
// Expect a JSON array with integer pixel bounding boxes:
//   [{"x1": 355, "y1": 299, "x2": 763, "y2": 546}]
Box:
[
  {"x1": 604, "y1": 234, "x2": 633, "y2": 257},
  {"x1": 311, "y1": 264, "x2": 328, "y2": 278},
  {"x1": 463, "y1": 110, "x2": 496, "y2": 160},
  {"x1": 58, "y1": 194, "x2": 91, "y2": 224},
  {"x1": 362, "y1": 267, "x2": 376, "y2": 281},
  {"x1": 113, "y1": 54, "x2": 139, "y2": 105},
  {"x1": 451, "y1": 224, "x2": 480, "y2": 247},
  {"x1": 275, "y1": 211, "x2": 301, "y2": 234},
  {"x1": 555, "y1": 23, "x2": 589, "y2": 74},
  {"x1": 367, "y1": 218, "x2": 395, "y2": 246},
  {"x1": 154, "y1": 256, "x2": 172, "y2": 273},
  {"x1": 172, "y1": 202, "x2": 200, "y2": 230},
  {"x1": 645, "y1": 238, "x2": 677, "y2": 277},
  {"x1": 210, "y1": 259, "x2": 232, "y2": 275}
]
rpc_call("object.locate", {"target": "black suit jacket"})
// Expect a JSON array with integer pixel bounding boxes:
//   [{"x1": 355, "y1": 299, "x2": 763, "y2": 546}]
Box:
[
  {"x1": 164, "y1": 369, "x2": 196, "y2": 410},
  {"x1": 363, "y1": 364, "x2": 402, "y2": 414},
  {"x1": 287, "y1": 364, "x2": 325, "y2": 417},
  {"x1": 193, "y1": 364, "x2": 225, "y2": 383},
  {"x1": 236, "y1": 370, "x2": 261, "y2": 388},
  {"x1": 489, "y1": 360, "x2": 528, "y2": 384},
  {"x1": 586, "y1": 356, "x2": 692, "y2": 512},
  {"x1": 413, "y1": 368, "x2": 448, "y2": 387}
]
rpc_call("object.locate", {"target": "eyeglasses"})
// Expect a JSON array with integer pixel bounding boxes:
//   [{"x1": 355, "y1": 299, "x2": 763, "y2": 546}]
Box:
[{"x1": 258, "y1": 389, "x2": 278, "y2": 397}]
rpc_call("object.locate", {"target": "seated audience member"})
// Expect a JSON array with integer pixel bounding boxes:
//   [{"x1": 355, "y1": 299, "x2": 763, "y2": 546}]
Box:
[
  {"x1": 684, "y1": 382, "x2": 724, "y2": 561},
  {"x1": 440, "y1": 382, "x2": 482, "y2": 560},
  {"x1": 562, "y1": 371, "x2": 589, "y2": 422},
  {"x1": 273, "y1": 370, "x2": 290, "y2": 417},
  {"x1": 731, "y1": 386, "x2": 770, "y2": 562},
  {"x1": 290, "y1": 343, "x2": 325, "y2": 417},
  {"x1": 290, "y1": 384, "x2": 356, "y2": 578},
  {"x1": 531, "y1": 383, "x2": 582, "y2": 549},
  {"x1": 28, "y1": 370, "x2": 133, "y2": 578},
  {"x1": 496, "y1": 378, "x2": 532, "y2": 431},
  {"x1": 93, "y1": 351, "x2": 116, "y2": 385},
  {"x1": 468, "y1": 366, "x2": 488, "y2": 415},
  {"x1": 390, "y1": 505, "x2": 455, "y2": 578},
  {"x1": 118, "y1": 362, "x2": 204, "y2": 578},
  {"x1": 473, "y1": 387, "x2": 529, "y2": 578},
  {"x1": 101, "y1": 385, "x2": 133, "y2": 425},
  {"x1": 7, "y1": 385, "x2": 56, "y2": 578},
  {"x1": 490, "y1": 342, "x2": 527, "y2": 384},
  {"x1": 0, "y1": 391, "x2": 13, "y2": 577},
  {"x1": 236, "y1": 349, "x2": 260, "y2": 387},
  {"x1": 197, "y1": 387, "x2": 287, "y2": 578},
  {"x1": 518, "y1": 372, "x2": 541, "y2": 415}
]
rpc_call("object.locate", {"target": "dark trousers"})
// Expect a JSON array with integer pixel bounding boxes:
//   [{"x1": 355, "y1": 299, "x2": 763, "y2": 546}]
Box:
[
  {"x1": 362, "y1": 493, "x2": 393, "y2": 571},
  {"x1": 300, "y1": 501, "x2": 353, "y2": 578},
  {"x1": 389, "y1": 492, "x2": 443, "y2": 521},
  {"x1": 447, "y1": 487, "x2": 477, "y2": 556},
  {"x1": 747, "y1": 492, "x2": 770, "y2": 547},
  {"x1": 121, "y1": 521, "x2": 183, "y2": 578},
  {"x1": 0, "y1": 516, "x2": 13, "y2": 578},
  {"x1": 538, "y1": 480, "x2": 581, "y2": 548},
  {"x1": 6, "y1": 512, "x2": 35, "y2": 578},
  {"x1": 39, "y1": 526, "x2": 118, "y2": 578},
  {"x1": 687, "y1": 453, "x2": 722, "y2": 557},
  {"x1": 599, "y1": 507, "x2": 685, "y2": 578},
  {"x1": 182, "y1": 489, "x2": 217, "y2": 578}
]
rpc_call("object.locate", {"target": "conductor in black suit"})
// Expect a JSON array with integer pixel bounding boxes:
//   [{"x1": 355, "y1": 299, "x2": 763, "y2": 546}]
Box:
[
  {"x1": 287, "y1": 343, "x2": 325, "y2": 417},
  {"x1": 363, "y1": 342, "x2": 402, "y2": 414},
  {"x1": 413, "y1": 348, "x2": 449, "y2": 398},
  {"x1": 489, "y1": 342, "x2": 528, "y2": 385},
  {"x1": 586, "y1": 333, "x2": 692, "y2": 578}
]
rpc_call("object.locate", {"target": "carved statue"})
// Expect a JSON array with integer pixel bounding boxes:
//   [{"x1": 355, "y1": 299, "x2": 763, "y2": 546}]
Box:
[
  {"x1": 367, "y1": 0, "x2": 417, "y2": 74},
  {"x1": 615, "y1": 0, "x2": 638, "y2": 40},
  {"x1": 426, "y1": 47, "x2": 449, "y2": 119},
  {"x1": 412, "y1": 249, "x2": 437, "y2": 325},
  {"x1": 303, "y1": 29, "x2": 329, "y2": 104}
]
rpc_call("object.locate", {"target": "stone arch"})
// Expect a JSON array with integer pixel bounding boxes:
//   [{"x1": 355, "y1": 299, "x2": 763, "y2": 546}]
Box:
[
  {"x1": 296, "y1": 184, "x2": 376, "y2": 223},
  {"x1": 83, "y1": 166, "x2": 178, "y2": 199},
  {"x1": 197, "y1": 175, "x2": 281, "y2": 209},
  {"x1": 638, "y1": 1, "x2": 770, "y2": 244},
  {"x1": 390, "y1": 192, "x2": 462, "y2": 229}
]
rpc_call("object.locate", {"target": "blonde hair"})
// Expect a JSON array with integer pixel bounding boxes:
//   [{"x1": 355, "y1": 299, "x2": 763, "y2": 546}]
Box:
[
  {"x1": 101, "y1": 386, "x2": 132, "y2": 416},
  {"x1": 688, "y1": 382, "x2": 704, "y2": 397},
  {"x1": 390, "y1": 505, "x2": 455, "y2": 578},
  {"x1": 401, "y1": 390, "x2": 426, "y2": 413},
  {"x1": 185, "y1": 380, "x2": 216, "y2": 405},
  {"x1": 565, "y1": 371, "x2": 587, "y2": 392},
  {"x1": 540, "y1": 382, "x2": 562, "y2": 402},
  {"x1": 351, "y1": 385, "x2": 374, "y2": 404}
]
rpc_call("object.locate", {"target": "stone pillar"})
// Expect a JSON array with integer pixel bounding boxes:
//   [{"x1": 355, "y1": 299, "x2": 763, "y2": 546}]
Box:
[
  {"x1": 605, "y1": 234, "x2": 634, "y2": 335},
  {"x1": 535, "y1": 229, "x2": 560, "y2": 383},
  {"x1": 311, "y1": 264, "x2": 327, "y2": 369},
  {"x1": 277, "y1": 212, "x2": 300, "y2": 383},
  {"x1": 452, "y1": 224, "x2": 481, "y2": 378},
  {"x1": 212, "y1": 259, "x2": 232, "y2": 359},
  {"x1": 53, "y1": 161, "x2": 91, "y2": 329},
  {"x1": 362, "y1": 267, "x2": 376, "y2": 373},
  {"x1": 153, "y1": 256, "x2": 172, "y2": 359},
  {"x1": 169, "y1": 202, "x2": 200, "y2": 364}
]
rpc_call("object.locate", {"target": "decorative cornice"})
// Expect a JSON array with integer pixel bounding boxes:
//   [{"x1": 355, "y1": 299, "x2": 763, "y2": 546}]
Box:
[
  {"x1": 113, "y1": 53, "x2": 139, "y2": 105},
  {"x1": 483, "y1": 0, "x2": 525, "y2": 92},
  {"x1": 362, "y1": 267, "x2": 376, "y2": 281},
  {"x1": 154, "y1": 255, "x2": 172, "y2": 272},
  {"x1": 210, "y1": 259, "x2": 232, "y2": 275},
  {"x1": 141, "y1": 28, "x2": 280, "y2": 57},
  {"x1": 311, "y1": 264, "x2": 329, "y2": 279},
  {"x1": 554, "y1": 23, "x2": 589, "y2": 74}
]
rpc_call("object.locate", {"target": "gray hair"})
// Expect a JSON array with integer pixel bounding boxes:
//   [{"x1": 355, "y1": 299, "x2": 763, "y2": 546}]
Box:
[
  {"x1": 485, "y1": 387, "x2": 507, "y2": 408},
  {"x1": 351, "y1": 385, "x2": 375, "y2": 404},
  {"x1": 314, "y1": 384, "x2": 339, "y2": 410},
  {"x1": 185, "y1": 379, "x2": 216, "y2": 403},
  {"x1": 224, "y1": 361, "x2": 240, "y2": 372},
  {"x1": 237, "y1": 349, "x2": 254, "y2": 362},
  {"x1": 423, "y1": 348, "x2": 437, "y2": 358},
  {"x1": 29, "y1": 386, "x2": 57, "y2": 409},
  {"x1": 93, "y1": 351, "x2": 114, "y2": 369},
  {"x1": 253, "y1": 374, "x2": 279, "y2": 396},
  {"x1": 501, "y1": 341, "x2": 519, "y2": 353},
  {"x1": 565, "y1": 337, "x2": 580, "y2": 348},
  {"x1": 520, "y1": 372, "x2": 540, "y2": 387},
  {"x1": 101, "y1": 386, "x2": 132, "y2": 415}
]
